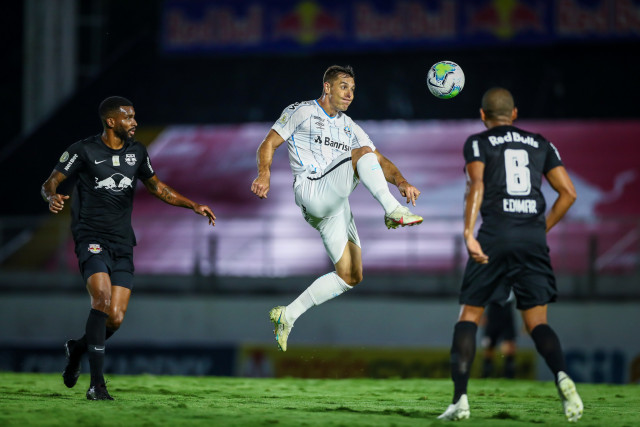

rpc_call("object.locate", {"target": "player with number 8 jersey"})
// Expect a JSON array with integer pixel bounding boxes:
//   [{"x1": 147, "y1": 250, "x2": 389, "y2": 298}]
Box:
[{"x1": 437, "y1": 88, "x2": 583, "y2": 422}]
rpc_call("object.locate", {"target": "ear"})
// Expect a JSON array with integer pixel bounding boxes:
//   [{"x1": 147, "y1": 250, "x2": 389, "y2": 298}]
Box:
[
  {"x1": 479, "y1": 108, "x2": 486, "y2": 121},
  {"x1": 105, "y1": 117, "x2": 115, "y2": 129},
  {"x1": 511, "y1": 107, "x2": 518, "y2": 121},
  {"x1": 324, "y1": 81, "x2": 331, "y2": 95}
]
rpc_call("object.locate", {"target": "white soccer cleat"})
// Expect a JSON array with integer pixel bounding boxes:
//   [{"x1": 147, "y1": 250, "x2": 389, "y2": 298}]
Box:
[
  {"x1": 437, "y1": 394, "x2": 470, "y2": 421},
  {"x1": 384, "y1": 206, "x2": 423, "y2": 229},
  {"x1": 556, "y1": 371, "x2": 583, "y2": 422},
  {"x1": 269, "y1": 306, "x2": 293, "y2": 352}
]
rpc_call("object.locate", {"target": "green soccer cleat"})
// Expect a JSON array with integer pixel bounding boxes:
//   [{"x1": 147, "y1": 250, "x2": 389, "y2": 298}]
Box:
[
  {"x1": 269, "y1": 306, "x2": 293, "y2": 352},
  {"x1": 557, "y1": 371, "x2": 583, "y2": 422},
  {"x1": 384, "y1": 206, "x2": 423, "y2": 229}
]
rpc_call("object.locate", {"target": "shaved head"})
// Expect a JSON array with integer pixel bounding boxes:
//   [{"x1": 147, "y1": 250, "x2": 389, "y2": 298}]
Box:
[{"x1": 481, "y1": 88, "x2": 515, "y2": 121}]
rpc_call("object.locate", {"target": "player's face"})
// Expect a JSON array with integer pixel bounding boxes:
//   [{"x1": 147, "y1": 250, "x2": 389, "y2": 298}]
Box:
[
  {"x1": 113, "y1": 106, "x2": 137, "y2": 141},
  {"x1": 327, "y1": 74, "x2": 355, "y2": 112}
]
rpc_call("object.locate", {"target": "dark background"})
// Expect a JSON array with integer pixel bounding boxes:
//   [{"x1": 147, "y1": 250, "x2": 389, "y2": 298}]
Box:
[{"x1": 2, "y1": 0, "x2": 639, "y2": 216}]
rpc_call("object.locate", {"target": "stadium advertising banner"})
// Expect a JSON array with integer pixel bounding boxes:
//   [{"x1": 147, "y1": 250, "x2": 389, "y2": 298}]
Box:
[{"x1": 161, "y1": 0, "x2": 640, "y2": 54}]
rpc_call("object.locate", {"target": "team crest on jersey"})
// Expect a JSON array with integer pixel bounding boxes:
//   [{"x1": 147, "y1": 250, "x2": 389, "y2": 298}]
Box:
[
  {"x1": 88, "y1": 243, "x2": 102, "y2": 254},
  {"x1": 94, "y1": 173, "x2": 133, "y2": 192},
  {"x1": 344, "y1": 125, "x2": 352, "y2": 137},
  {"x1": 125, "y1": 153, "x2": 137, "y2": 166},
  {"x1": 59, "y1": 151, "x2": 69, "y2": 162},
  {"x1": 277, "y1": 112, "x2": 290, "y2": 126}
]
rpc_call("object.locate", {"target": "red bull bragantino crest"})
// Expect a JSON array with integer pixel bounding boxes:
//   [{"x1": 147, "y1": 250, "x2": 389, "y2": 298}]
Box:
[{"x1": 88, "y1": 244, "x2": 102, "y2": 254}]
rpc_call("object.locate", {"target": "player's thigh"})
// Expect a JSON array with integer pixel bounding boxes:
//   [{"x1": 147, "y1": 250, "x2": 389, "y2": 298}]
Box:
[
  {"x1": 295, "y1": 153, "x2": 356, "y2": 218},
  {"x1": 459, "y1": 256, "x2": 510, "y2": 308},
  {"x1": 511, "y1": 245, "x2": 557, "y2": 310},
  {"x1": 309, "y1": 203, "x2": 361, "y2": 266},
  {"x1": 110, "y1": 242, "x2": 134, "y2": 290}
]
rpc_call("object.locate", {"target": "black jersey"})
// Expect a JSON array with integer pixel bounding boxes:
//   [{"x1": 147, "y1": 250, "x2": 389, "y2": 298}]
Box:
[
  {"x1": 54, "y1": 135, "x2": 155, "y2": 245},
  {"x1": 463, "y1": 125, "x2": 563, "y2": 231}
]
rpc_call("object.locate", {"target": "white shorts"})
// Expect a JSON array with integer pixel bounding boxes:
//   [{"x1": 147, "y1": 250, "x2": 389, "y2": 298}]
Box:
[{"x1": 294, "y1": 152, "x2": 361, "y2": 264}]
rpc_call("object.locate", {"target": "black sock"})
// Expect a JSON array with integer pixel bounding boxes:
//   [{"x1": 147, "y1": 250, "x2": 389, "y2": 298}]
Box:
[
  {"x1": 76, "y1": 327, "x2": 117, "y2": 355},
  {"x1": 531, "y1": 324, "x2": 566, "y2": 378},
  {"x1": 86, "y1": 308, "x2": 108, "y2": 386},
  {"x1": 450, "y1": 321, "x2": 478, "y2": 403},
  {"x1": 504, "y1": 355, "x2": 516, "y2": 379}
]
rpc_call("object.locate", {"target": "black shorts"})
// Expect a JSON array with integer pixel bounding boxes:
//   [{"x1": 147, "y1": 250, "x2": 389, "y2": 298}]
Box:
[
  {"x1": 459, "y1": 233, "x2": 557, "y2": 310},
  {"x1": 75, "y1": 239, "x2": 134, "y2": 289},
  {"x1": 483, "y1": 302, "x2": 517, "y2": 345}
]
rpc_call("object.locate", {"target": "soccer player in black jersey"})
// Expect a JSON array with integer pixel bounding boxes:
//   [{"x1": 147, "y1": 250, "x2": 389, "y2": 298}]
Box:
[
  {"x1": 41, "y1": 96, "x2": 216, "y2": 400},
  {"x1": 437, "y1": 88, "x2": 584, "y2": 422}
]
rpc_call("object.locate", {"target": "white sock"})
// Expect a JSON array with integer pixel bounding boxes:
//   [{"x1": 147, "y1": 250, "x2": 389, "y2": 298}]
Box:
[
  {"x1": 285, "y1": 272, "x2": 352, "y2": 324},
  {"x1": 356, "y1": 152, "x2": 400, "y2": 215}
]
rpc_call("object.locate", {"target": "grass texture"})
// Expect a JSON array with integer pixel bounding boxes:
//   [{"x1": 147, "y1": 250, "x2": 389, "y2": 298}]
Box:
[{"x1": 0, "y1": 373, "x2": 638, "y2": 426}]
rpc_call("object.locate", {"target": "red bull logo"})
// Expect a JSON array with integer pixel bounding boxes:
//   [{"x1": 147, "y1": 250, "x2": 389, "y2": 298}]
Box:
[
  {"x1": 88, "y1": 244, "x2": 102, "y2": 254},
  {"x1": 466, "y1": 0, "x2": 546, "y2": 39},
  {"x1": 272, "y1": 0, "x2": 344, "y2": 44},
  {"x1": 94, "y1": 174, "x2": 134, "y2": 192}
]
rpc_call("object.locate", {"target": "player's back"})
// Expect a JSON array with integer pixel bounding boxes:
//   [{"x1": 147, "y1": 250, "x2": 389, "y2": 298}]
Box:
[{"x1": 463, "y1": 125, "x2": 563, "y2": 233}]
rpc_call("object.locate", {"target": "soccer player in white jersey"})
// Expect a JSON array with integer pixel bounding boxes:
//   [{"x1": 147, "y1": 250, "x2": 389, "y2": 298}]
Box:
[{"x1": 251, "y1": 65, "x2": 423, "y2": 351}]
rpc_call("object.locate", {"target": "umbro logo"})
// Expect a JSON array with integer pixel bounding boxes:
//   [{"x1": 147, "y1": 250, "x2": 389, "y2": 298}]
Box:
[{"x1": 94, "y1": 160, "x2": 107, "y2": 164}]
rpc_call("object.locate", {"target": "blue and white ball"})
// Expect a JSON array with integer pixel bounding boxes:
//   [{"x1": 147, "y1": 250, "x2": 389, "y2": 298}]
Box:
[{"x1": 426, "y1": 61, "x2": 465, "y2": 99}]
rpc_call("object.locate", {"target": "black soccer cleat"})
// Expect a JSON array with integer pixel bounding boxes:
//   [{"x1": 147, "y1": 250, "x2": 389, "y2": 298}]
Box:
[
  {"x1": 86, "y1": 384, "x2": 114, "y2": 401},
  {"x1": 62, "y1": 339, "x2": 82, "y2": 388}
]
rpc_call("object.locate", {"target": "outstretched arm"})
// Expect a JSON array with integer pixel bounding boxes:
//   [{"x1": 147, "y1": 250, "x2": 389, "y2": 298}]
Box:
[
  {"x1": 544, "y1": 166, "x2": 577, "y2": 233},
  {"x1": 251, "y1": 129, "x2": 286, "y2": 199},
  {"x1": 374, "y1": 150, "x2": 421, "y2": 206},
  {"x1": 143, "y1": 175, "x2": 216, "y2": 226},
  {"x1": 41, "y1": 170, "x2": 69, "y2": 214},
  {"x1": 464, "y1": 161, "x2": 488, "y2": 264}
]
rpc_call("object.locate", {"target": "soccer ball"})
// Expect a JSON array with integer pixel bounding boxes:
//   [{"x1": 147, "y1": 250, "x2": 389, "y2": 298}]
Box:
[{"x1": 426, "y1": 61, "x2": 465, "y2": 99}]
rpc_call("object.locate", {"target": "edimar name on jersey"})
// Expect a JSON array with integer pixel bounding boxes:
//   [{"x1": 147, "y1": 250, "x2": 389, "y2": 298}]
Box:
[
  {"x1": 503, "y1": 198, "x2": 538, "y2": 214},
  {"x1": 489, "y1": 132, "x2": 539, "y2": 148}
]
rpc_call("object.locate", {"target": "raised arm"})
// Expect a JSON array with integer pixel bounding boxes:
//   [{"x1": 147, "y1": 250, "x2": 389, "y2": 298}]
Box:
[
  {"x1": 544, "y1": 165, "x2": 577, "y2": 233},
  {"x1": 463, "y1": 161, "x2": 488, "y2": 264},
  {"x1": 374, "y1": 150, "x2": 421, "y2": 206},
  {"x1": 41, "y1": 170, "x2": 70, "y2": 214},
  {"x1": 251, "y1": 129, "x2": 286, "y2": 199},
  {"x1": 143, "y1": 175, "x2": 216, "y2": 226}
]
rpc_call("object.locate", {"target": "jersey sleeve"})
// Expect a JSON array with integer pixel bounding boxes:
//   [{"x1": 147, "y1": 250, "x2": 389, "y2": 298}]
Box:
[
  {"x1": 54, "y1": 141, "x2": 84, "y2": 177},
  {"x1": 271, "y1": 103, "x2": 309, "y2": 141},
  {"x1": 351, "y1": 121, "x2": 376, "y2": 151},
  {"x1": 543, "y1": 140, "x2": 564, "y2": 174},
  {"x1": 463, "y1": 135, "x2": 485, "y2": 164},
  {"x1": 137, "y1": 143, "x2": 156, "y2": 180}
]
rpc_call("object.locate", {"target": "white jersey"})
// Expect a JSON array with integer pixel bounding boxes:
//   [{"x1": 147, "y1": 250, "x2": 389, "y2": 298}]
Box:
[{"x1": 271, "y1": 100, "x2": 376, "y2": 178}]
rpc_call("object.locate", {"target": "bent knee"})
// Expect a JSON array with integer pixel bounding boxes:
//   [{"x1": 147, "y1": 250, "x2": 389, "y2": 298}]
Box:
[
  {"x1": 107, "y1": 311, "x2": 126, "y2": 330},
  {"x1": 91, "y1": 295, "x2": 111, "y2": 312},
  {"x1": 342, "y1": 272, "x2": 363, "y2": 287},
  {"x1": 353, "y1": 146, "x2": 373, "y2": 156}
]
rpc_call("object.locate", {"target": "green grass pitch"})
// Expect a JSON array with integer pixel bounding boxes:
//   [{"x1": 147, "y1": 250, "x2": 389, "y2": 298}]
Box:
[{"x1": 0, "y1": 373, "x2": 638, "y2": 426}]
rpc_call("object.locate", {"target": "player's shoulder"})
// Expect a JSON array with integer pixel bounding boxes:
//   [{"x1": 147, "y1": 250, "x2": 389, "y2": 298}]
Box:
[
  {"x1": 127, "y1": 139, "x2": 147, "y2": 151},
  {"x1": 282, "y1": 100, "x2": 316, "y2": 115},
  {"x1": 67, "y1": 134, "x2": 100, "y2": 154}
]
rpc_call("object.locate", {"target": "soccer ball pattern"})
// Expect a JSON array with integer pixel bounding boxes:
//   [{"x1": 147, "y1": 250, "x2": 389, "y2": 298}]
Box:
[{"x1": 427, "y1": 61, "x2": 465, "y2": 99}]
